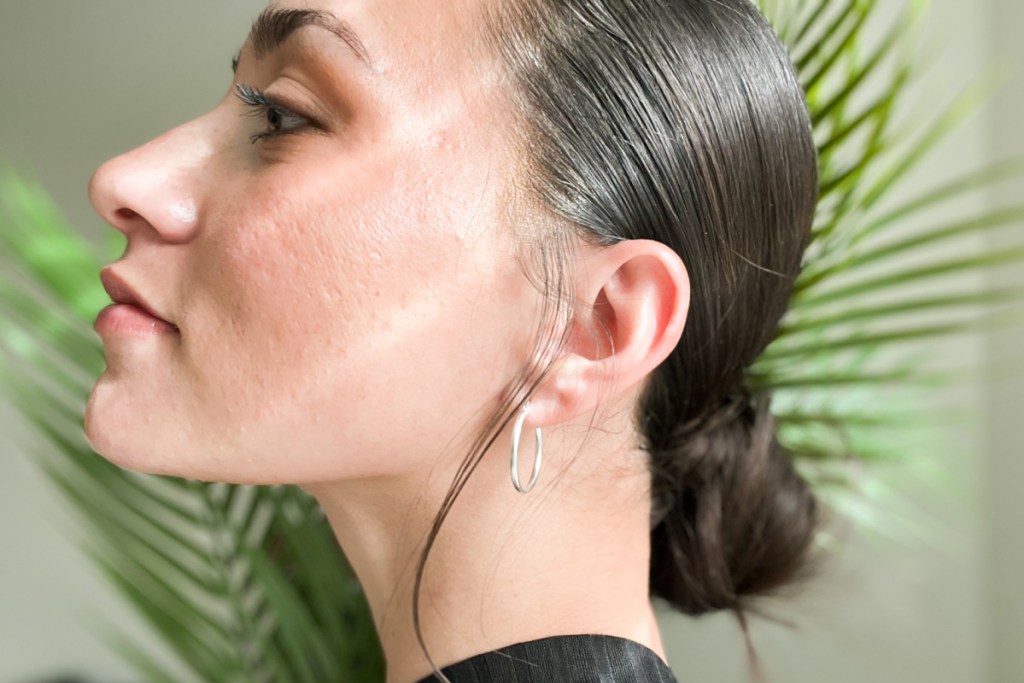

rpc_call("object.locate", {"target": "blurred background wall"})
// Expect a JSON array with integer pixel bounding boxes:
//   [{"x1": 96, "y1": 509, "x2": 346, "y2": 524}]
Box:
[
  {"x1": 983, "y1": 0, "x2": 1024, "y2": 680},
  {"x1": 0, "y1": 1, "x2": 1019, "y2": 682}
]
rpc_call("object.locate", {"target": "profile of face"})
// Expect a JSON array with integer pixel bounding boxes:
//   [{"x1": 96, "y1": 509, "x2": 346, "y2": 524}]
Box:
[{"x1": 85, "y1": 0, "x2": 545, "y2": 486}]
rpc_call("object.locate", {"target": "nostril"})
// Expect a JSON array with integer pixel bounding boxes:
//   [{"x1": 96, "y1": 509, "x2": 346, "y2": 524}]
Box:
[{"x1": 115, "y1": 208, "x2": 139, "y2": 220}]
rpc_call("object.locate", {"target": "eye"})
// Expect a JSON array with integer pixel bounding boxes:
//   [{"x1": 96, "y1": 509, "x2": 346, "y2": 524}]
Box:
[{"x1": 233, "y1": 83, "x2": 311, "y2": 144}]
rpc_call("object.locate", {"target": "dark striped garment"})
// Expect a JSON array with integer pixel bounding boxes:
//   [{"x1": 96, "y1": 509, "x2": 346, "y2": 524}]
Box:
[{"x1": 414, "y1": 633, "x2": 680, "y2": 682}]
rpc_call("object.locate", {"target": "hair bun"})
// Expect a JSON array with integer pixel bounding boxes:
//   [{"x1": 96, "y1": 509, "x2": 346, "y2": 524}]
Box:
[{"x1": 648, "y1": 391, "x2": 821, "y2": 616}]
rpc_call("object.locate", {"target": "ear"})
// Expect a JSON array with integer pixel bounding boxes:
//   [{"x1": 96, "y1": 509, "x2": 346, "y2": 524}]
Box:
[{"x1": 526, "y1": 239, "x2": 690, "y2": 428}]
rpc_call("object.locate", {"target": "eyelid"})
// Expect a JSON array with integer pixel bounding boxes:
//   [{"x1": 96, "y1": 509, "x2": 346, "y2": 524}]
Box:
[
  {"x1": 234, "y1": 83, "x2": 289, "y2": 113},
  {"x1": 233, "y1": 83, "x2": 314, "y2": 143}
]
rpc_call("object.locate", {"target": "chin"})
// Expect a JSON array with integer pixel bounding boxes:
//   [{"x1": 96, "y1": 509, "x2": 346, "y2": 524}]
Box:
[
  {"x1": 83, "y1": 376, "x2": 180, "y2": 478},
  {"x1": 83, "y1": 379, "x2": 272, "y2": 485}
]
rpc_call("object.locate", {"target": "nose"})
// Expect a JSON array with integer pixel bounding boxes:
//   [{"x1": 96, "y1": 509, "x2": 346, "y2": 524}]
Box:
[{"x1": 88, "y1": 117, "x2": 212, "y2": 244}]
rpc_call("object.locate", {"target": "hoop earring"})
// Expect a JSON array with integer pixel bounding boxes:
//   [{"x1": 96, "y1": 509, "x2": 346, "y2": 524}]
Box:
[{"x1": 510, "y1": 400, "x2": 543, "y2": 493}]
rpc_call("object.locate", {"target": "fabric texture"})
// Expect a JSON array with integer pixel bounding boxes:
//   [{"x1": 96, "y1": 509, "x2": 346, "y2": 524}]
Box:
[{"x1": 412, "y1": 633, "x2": 680, "y2": 683}]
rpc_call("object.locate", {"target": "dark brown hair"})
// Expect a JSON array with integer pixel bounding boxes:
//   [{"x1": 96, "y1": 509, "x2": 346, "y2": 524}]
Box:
[{"x1": 414, "y1": 0, "x2": 822, "y2": 679}]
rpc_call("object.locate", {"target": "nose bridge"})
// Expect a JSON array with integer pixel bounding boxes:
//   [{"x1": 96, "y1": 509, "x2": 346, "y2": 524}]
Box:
[{"x1": 89, "y1": 114, "x2": 214, "y2": 242}]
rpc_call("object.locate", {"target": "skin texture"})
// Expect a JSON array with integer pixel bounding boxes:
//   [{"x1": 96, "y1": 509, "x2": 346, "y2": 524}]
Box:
[{"x1": 85, "y1": 1, "x2": 690, "y2": 682}]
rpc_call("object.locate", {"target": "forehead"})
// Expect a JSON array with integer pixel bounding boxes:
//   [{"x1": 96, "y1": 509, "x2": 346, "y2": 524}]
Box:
[{"x1": 260, "y1": 0, "x2": 498, "y2": 82}]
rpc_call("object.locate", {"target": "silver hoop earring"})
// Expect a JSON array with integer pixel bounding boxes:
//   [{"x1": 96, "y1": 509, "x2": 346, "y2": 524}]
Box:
[{"x1": 510, "y1": 401, "x2": 543, "y2": 493}]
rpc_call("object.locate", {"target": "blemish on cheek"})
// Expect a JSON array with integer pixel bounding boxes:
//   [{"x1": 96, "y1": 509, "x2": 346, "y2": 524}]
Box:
[{"x1": 168, "y1": 199, "x2": 198, "y2": 224}]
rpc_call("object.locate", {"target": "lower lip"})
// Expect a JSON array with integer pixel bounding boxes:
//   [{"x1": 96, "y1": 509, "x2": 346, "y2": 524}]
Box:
[{"x1": 94, "y1": 304, "x2": 179, "y2": 338}]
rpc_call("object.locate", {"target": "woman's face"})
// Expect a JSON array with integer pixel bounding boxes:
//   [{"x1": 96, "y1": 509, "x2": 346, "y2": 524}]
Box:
[{"x1": 85, "y1": 0, "x2": 541, "y2": 484}]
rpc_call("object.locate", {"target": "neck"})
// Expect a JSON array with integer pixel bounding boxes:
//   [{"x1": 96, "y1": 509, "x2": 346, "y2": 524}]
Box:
[{"x1": 303, "y1": 421, "x2": 666, "y2": 683}]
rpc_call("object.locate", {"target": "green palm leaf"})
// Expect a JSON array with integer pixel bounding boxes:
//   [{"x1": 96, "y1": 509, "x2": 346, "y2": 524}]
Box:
[{"x1": 2, "y1": 0, "x2": 1022, "y2": 681}]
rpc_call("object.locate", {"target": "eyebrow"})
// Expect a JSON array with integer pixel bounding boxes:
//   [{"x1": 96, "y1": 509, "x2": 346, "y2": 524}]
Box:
[{"x1": 244, "y1": 7, "x2": 372, "y2": 68}]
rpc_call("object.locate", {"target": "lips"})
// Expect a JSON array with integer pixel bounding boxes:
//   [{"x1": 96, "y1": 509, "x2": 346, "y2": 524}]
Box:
[{"x1": 99, "y1": 267, "x2": 177, "y2": 329}]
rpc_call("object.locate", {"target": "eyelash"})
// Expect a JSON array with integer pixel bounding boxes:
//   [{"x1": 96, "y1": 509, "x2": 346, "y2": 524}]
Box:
[{"x1": 233, "y1": 83, "x2": 311, "y2": 144}]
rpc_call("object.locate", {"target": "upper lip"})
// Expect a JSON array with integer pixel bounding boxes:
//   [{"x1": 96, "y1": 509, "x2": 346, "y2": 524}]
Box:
[{"x1": 99, "y1": 267, "x2": 176, "y2": 327}]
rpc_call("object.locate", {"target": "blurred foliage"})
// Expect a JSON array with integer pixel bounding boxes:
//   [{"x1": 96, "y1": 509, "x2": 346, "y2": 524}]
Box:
[{"x1": 1, "y1": 0, "x2": 1022, "y2": 681}]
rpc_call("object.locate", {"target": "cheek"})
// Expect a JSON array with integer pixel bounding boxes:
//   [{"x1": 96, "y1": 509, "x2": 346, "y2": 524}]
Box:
[
  {"x1": 210, "y1": 165, "x2": 458, "y2": 349},
  {"x1": 175, "y1": 153, "x2": 533, "y2": 482}
]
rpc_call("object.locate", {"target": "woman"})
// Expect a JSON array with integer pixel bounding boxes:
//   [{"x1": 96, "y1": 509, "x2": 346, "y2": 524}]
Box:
[{"x1": 84, "y1": 0, "x2": 820, "y2": 681}]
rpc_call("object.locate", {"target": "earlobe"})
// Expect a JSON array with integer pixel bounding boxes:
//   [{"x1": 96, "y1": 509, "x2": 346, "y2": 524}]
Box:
[
  {"x1": 525, "y1": 239, "x2": 690, "y2": 428},
  {"x1": 521, "y1": 353, "x2": 591, "y2": 429}
]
